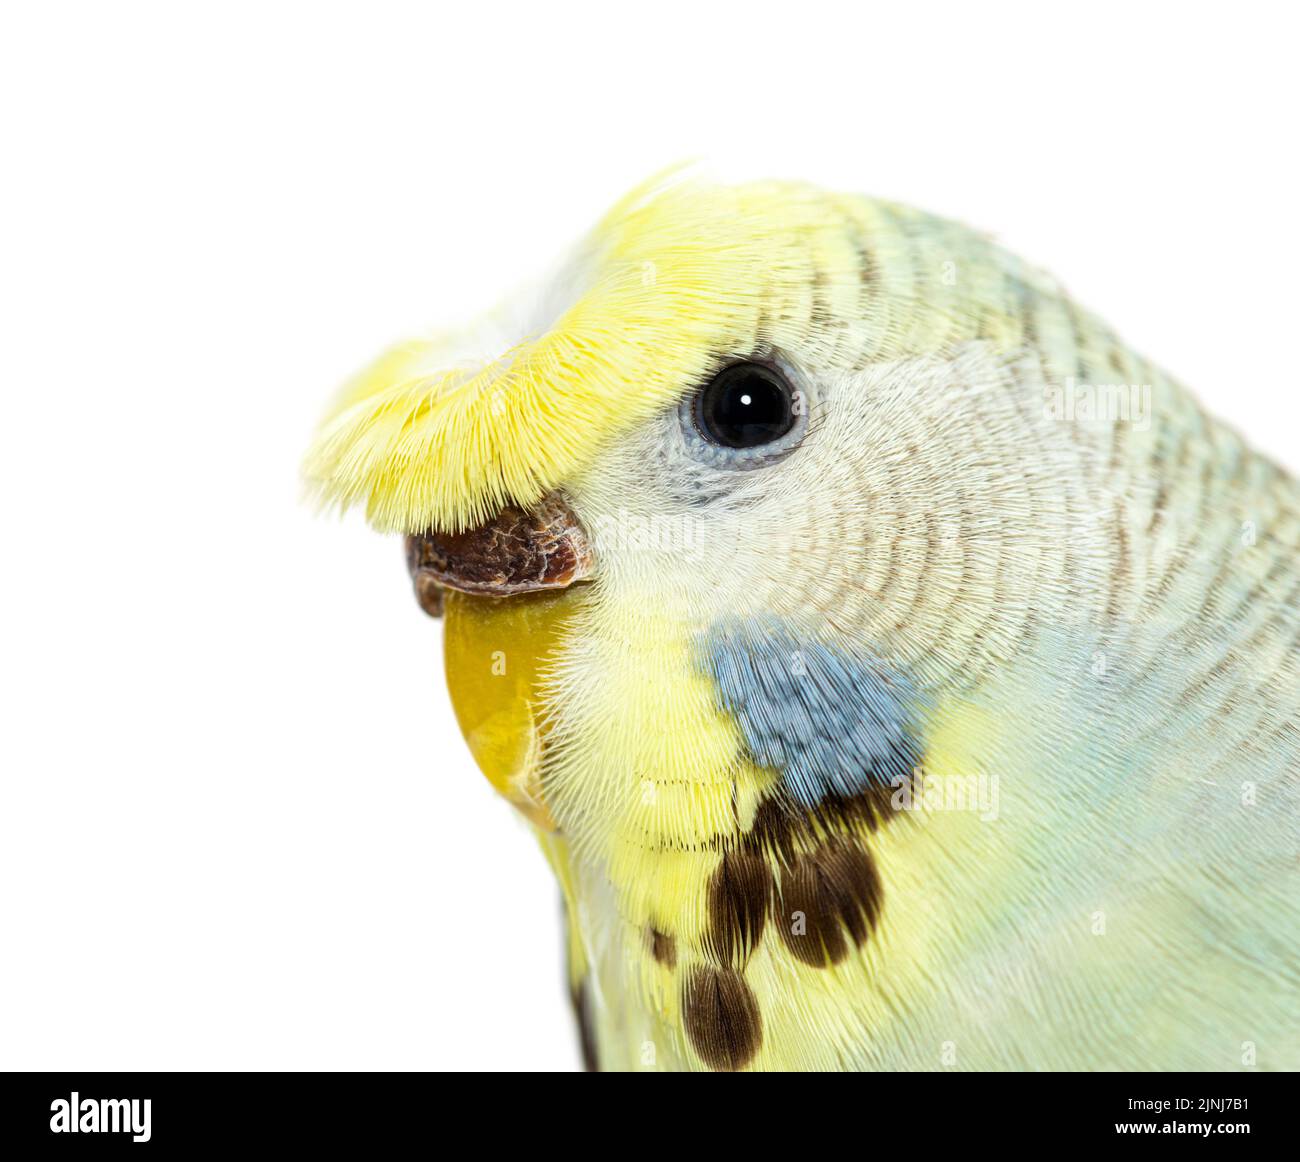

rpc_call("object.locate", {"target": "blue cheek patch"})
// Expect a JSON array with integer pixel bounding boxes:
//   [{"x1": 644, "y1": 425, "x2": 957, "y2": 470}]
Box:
[{"x1": 698, "y1": 620, "x2": 923, "y2": 808}]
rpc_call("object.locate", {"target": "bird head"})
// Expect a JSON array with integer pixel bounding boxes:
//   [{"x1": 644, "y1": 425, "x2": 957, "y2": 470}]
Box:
[{"x1": 304, "y1": 172, "x2": 1118, "y2": 856}]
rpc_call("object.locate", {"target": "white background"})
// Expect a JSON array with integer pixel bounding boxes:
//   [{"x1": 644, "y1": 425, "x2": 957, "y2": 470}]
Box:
[{"x1": 2, "y1": 3, "x2": 1296, "y2": 1071}]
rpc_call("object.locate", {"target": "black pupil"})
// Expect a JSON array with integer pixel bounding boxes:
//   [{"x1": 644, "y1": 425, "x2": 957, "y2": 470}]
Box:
[{"x1": 697, "y1": 363, "x2": 794, "y2": 449}]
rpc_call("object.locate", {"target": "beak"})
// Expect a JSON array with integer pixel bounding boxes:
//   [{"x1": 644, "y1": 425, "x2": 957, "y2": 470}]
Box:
[{"x1": 405, "y1": 493, "x2": 594, "y2": 617}]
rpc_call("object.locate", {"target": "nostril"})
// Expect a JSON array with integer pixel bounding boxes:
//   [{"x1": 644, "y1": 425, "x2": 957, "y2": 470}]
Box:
[{"x1": 404, "y1": 493, "x2": 594, "y2": 609}]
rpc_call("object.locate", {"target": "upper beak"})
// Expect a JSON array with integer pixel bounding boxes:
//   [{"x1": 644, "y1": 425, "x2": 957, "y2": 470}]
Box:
[{"x1": 405, "y1": 493, "x2": 594, "y2": 617}]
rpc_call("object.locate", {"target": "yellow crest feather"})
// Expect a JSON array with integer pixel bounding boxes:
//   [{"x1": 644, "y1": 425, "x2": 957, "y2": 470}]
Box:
[{"x1": 302, "y1": 176, "x2": 864, "y2": 532}]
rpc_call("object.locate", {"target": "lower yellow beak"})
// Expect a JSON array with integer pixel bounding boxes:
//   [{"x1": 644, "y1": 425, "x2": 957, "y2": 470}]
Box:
[{"x1": 442, "y1": 588, "x2": 578, "y2": 831}]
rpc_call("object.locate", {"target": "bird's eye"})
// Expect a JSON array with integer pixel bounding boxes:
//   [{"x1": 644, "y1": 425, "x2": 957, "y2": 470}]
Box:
[{"x1": 694, "y1": 362, "x2": 797, "y2": 449}]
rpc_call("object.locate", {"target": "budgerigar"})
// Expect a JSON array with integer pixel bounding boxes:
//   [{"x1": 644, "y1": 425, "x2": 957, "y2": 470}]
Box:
[{"x1": 305, "y1": 174, "x2": 1300, "y2": 1071}]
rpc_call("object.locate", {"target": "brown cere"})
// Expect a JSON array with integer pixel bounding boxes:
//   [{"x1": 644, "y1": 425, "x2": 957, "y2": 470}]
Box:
[
  {"x1": 682, "y1": 966, "x2": 763, "y2": 1072},
  {"x1": 776, "y1": 839, "x2": 883, "y2": 968},
  {"x1": 405, "y1": 492, "x2": 594, "y2": 603},
  {"x1": 405, "y1": 535, "x2": 445, "y2": 617},
  {"x1": 410, "y1": 571, "x2": 445, "y2": 618},
  {"x1": 705, "y1": 849, "x2": 772, "y2": 966},
  {"x1": 649, "y1": 927, "x2": 677, "y2": 969}
]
